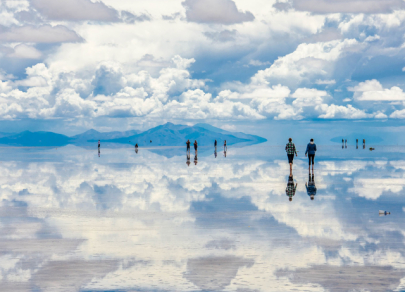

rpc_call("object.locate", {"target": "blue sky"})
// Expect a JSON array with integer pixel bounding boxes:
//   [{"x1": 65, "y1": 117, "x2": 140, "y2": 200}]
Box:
[{"x1": 1, "y1": 0, "x2": 405, "y2": 134}]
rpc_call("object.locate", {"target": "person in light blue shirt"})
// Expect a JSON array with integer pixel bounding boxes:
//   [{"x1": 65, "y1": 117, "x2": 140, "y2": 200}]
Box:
[{"x1": 305, "y1": 138, "x2": 317, "y2": 172}]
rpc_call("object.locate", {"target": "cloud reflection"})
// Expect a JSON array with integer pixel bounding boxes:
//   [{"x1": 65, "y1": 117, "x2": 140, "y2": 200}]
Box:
[{"x1": 0, "y1": 146, "x2": 404, "y2": 291}]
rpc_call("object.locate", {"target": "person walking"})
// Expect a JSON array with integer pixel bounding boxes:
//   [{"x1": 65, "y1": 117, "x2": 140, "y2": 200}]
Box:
[
  {"x1": 305, "y1": 138, "x2": 317, "y2": 171},
  {"x1": 285, "y1": 138, "x2": 297, "y2": 175}
]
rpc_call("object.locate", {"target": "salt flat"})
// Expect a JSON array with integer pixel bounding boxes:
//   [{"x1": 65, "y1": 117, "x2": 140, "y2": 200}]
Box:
[{"x1": 0, "y1": 144, "x2": 404, "y2": 291}]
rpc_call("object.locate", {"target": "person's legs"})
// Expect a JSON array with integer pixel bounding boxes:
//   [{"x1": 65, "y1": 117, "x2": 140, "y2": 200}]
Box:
[
  {"x1": 288, "y1": 154, "x2": 294, "y2": 175},
  {"x1": 311, "y1": 154, "x2": 315, "y2": 171}
]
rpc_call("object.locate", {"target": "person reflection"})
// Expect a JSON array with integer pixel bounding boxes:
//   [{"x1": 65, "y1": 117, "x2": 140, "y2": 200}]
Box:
[
  {"x1": 286, "y1": 175, "x2": 297, "y2": 202},
  {"x1": 214, "y1": 146, "x2": 217, "y2": 158},
  {"x1": 187, "y1": 152, "x2": 191, "y2": 166},
  {"x1": 224, "y1": 149, "x2": 227, "y2": 157},
  {"x1": 98, "y1": 148, "x2": 100, "y2": 157},
  {"x1": 194, "y1": 153, "x2": 198, "y2": 165},
  {"x1": 305, "y1": 172, "x2": 317, "y2": 200}
]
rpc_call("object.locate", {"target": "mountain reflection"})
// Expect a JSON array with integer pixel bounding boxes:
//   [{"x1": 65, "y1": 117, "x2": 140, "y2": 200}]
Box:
[{"x1": 0, "y1": 145, "x2": 405, "y2": 291}]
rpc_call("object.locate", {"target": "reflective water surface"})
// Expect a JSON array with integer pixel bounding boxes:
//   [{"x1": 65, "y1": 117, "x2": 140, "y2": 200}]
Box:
[{"x1": 1, "y1": 144, "x2": 405, "y2": 291}]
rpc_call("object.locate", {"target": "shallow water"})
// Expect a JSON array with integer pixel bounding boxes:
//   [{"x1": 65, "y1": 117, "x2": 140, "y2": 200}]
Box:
[{"x1": 0, "y1": 144, "x2": 405, "y2": 292}]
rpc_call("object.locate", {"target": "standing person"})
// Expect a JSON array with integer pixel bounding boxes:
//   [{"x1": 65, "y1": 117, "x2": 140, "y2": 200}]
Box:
[
  {"x1": 186, "y1": 140, "x2": 191, "y2": 152},
  {"x1": 224, "y1": 140, "x2": 227, "y2": 151},
  {"x1": 98, "y1": 140, "x2": 100, "y2": 149},
  {"x1": 285, "y1": 138, "x2": 297, "y2": 175},
  {"x1": 194, "y1": 140, "x2": 198, "y2": 152},
  {"x1": 305, "y1": 138, "x2": 317, "y2": 171},
  {"x1": 135, "y1": 143, "x2": 138, "y2": 154},
  {"x1": 214, "y1": 140, "x2": 217, "y2": 147}
]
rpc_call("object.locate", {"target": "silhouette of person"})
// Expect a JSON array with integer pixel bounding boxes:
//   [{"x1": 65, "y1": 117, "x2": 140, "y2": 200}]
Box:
[
  {"x1": 214, "y1": 146, "x2": 217, "y2": 158},
  {"x1": 187, "y1": 152, "x2": 191, "y2": 167},
  {"x1": 194, "y1": 140, "x2": 198, "y2": 152},
  {"x1": 342, "y1": 139, "x2": 344, "y2": 149},
  {"x1": 224, "y1": 150, "x2": 227, "y2": 157},
  {"x1": 150, "y1": 140, "x2": 152, "y2": 143},
  {"x1": 194, "y1": 153, "x2": 198, "y2": 165},
  {"x1": 306, "y1": 173, "x2": 317, "y2": 200},
  {"x1": 214, "y1": 140, "x2": 217, "y2": 147},
  {"x1": 285, "y1": 138, "x2": 297, "y2": 176},
  {"x1": 286, "y1": 175, "x2": 297, "y2": 202},
  {"x1": 98, "y1": 140, "x2": 100, "y2": 148},
  {"x1": 186, "y1": 140, "x2": 191, "y2": 152},
  {"x1": 224, "y1": 140, "x2": 227, "y2": 151},
  {"x1": 135, "y1": 148, "x2": 138, "y2": 154},
  {"x1": 98, "y1": 148, "x2": 100, "y2": 157}
]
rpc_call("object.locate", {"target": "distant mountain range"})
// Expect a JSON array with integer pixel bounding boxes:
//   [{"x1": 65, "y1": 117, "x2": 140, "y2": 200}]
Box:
[{"x1": 0, "y1": 123, "x2": 267, "y2": 147}]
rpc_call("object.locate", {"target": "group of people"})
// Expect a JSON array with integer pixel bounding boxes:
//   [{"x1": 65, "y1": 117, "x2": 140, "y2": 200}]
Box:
[
  {"x1": 285, "y1": 138, "x2": 317, "y2": 201},
  {"x1": 186, "y1": 139, "x2": 227, "y2": 151},
  {"x1": 186, "y1": 139, "x2": 228, "y2": 166}
]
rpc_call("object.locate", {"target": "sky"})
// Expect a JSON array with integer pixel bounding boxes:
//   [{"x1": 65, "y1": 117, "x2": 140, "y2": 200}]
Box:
[{"x1": 1, "y1": 0, "x2": 405, "y2": 134}]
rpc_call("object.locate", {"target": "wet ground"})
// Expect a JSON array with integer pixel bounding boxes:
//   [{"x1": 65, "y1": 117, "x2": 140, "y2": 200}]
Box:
[{"x1": 0, "y1": 144, "x2": 404, "y2": 291}]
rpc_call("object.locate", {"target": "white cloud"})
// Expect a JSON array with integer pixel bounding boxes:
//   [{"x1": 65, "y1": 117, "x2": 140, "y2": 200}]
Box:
[
  {"x1": 251, "y1": 39, "x2": 358, "y2": 86},
  {"x1": 317, "y1": 104, "x2": 369, "y2": 119},
  {"x1": 291, "y1": 88, "x2": 328, "y2": 107},
  {"x1": 315, "y1": 79, "x2": 336, "y2": 85},
  {"x1": 349, "y1": 79, "x2": 405, "y2": 101},
  {"x1": 182, "y1": 0, "x2": 255, "y2": 24}
]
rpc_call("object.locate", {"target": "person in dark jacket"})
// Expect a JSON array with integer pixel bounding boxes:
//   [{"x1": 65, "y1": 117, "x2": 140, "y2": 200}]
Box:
[
  {"x1": 186, "y1": 140, "x2": 191, "y2": 152},
  {"x1": 305, "y1": 138, "x2": 317, "y2": 171}
]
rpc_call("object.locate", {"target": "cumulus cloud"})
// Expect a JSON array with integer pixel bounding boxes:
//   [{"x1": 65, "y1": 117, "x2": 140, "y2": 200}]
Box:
[
  {"x1": 317, "y1": 104, "x2": 369, "y2": 119},
  {"x1": 291, "y1": 0, "x2": 405, "y2": 14},
  {"x1": 30, "y1": 0, "x2": 119, "y2": 21},
  {"x1": 349, "y1": 79, "x2": 405, "y2": 101},
  {"x1": 251, "y1": 39, "x2": 358, "y2": 87},
  {"x1": 182, "y1": 0, "x2": 255, "y2": 24},
  {"x1": 0, "y1": 25, "x2": 82, "y2": 43}
]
